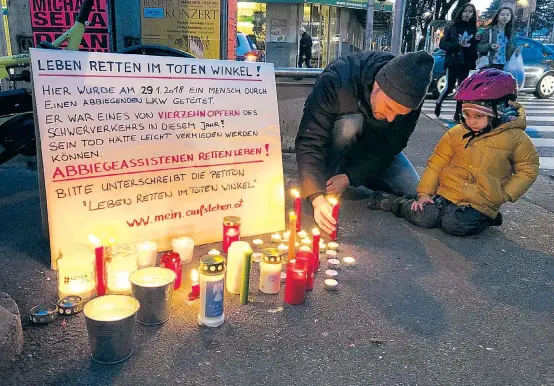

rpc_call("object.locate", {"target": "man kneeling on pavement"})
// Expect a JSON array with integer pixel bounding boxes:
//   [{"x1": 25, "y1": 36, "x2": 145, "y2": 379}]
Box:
[{"x1": 295, "y1": 51, "x2": 538, "y2": 237}]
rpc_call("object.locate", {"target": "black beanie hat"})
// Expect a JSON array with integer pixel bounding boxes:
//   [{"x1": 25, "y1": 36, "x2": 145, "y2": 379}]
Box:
[{"x1": 375, "y1": 51, "x2": 434, "y2": 110}]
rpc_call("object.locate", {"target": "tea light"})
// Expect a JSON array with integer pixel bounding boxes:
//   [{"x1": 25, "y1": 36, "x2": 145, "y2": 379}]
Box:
[
  {"x1": 295, "y1": 242, "x2": 300, "y2": 249},
  {"x1": 278, "y1": 243, "x2": 289, "y2": 253},
  {"x1": 297, "y1": 230, "x2": 308, "y2": 239},
  {"x1": 319, "y1": 242, "x2": 327, "y2": 252},
  {"x1": 282, "y1": 231, "x2": 290, "y2": 242},
  {"x1": 327, "y1": 242, "x2": 339, "y2": 251},
  {"x1": 325, "y1": 269, "x2": 338, "y2": 280},
  {"x1": 342, "y1": 256, "x2": 356, "y2": 266},
  {"x1": 301, "y1": 238, "x2": 311, "y2": 246},
  {"x1": 326, "y1": 250, "x2": 338, "y2": 259},
  {"x1": 252, "y1": 253, "x2": 262, "y2": 263},
  {"x1": 208, "y1": 249, "x2": 221, "y2": 256},
  {"x1": 252, "y1": 239, "x2": 264, "y2": 248},
  {"x1": 324, "y1": 279, "x2": 339, "y2": 291},
  {"x1": 299, "y1": 246, "x2": 311, "y2": 252},
  {"x1": 136, "y1": 241, "x2": 158, "y2": 268},
  {"x1": 328, "y1": 259, "x2": 341, "y2": 269},
  {"x1": 172, "y1": 236, "x2": 194, "y2": 263},
  {"x1": 271, "y1": 233, "x2": 282, "y2": 243}
]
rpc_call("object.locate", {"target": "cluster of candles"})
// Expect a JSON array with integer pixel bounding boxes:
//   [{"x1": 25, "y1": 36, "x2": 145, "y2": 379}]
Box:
[{"x1": 56, "y1": 188, "x2": 353, "y2": 331}]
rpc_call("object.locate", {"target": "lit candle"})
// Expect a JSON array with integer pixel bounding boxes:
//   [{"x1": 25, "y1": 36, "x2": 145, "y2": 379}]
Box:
[
  {"x1": 222, "y1": 216, "x2": 241, "y2": 253},
  {"x1": 325, "y1": 269, "x2": 338, "y2": 280},
  {"x1": 327, "y1": 242, "x2": 339, "y2": 251},
  {"x1": 328, "y1": 197, "x2": 340, "y2": 241},
  {"x1": 326, "y1": 250, "x2": 338, "y2": 259},
  {"x1": 324, "y1": 279, "x2": 339, "y2": 291},
  {"x1": 171, "y1": 236, "x2": 194, "y2": 263},
  {"x1": 291, "y1": 189, "x2": 302, "y2": 232},
  {"x1": 295, "y1": 251, "x2": 316, "y2": 291},
  {"x1": 136, "y1": 241, "x2": 158, "y2": 268},
  {"x1": 278, "y1": 243, "x2": 289, "y2": 253},
  {"x1": 342, "y1": 256, "x2": 356, "y2": 266},
  {"x1": 284, "y1": 263, "x2": 307, "y2": 305},
  {"x1": 252, "y1": 253, "x2": 262, "y2": 263},
  {"x1": 160, "y1": 252, "x2": 182, "y2": 290},
  {"x1": 301, "y1": 238, "x2": 311, "y2": 246},
  {"x1": 328, "y1": 259, "x2": 341, "y2": 270},
  {"x1": 252, "y1": 239, "x2": 264, "y2": 248},
  {"x1": 271, "y1": 233, "x2": 282, "y2": 243},
  {"x1": 312, "y1": 228, "x2": 321, "y2": 271},
  {"x1": 297, "y1": 230, "x2": 308, "y2": 239},
  {"x1": 57, "y1": 244, "x2": 97, "y2": 301},
  {"x1": 259, "y1": 248, "x2": 283, "y2": 294},
  {"x1": 105, "y1": 244, "x2": 138, "y2": 295},
  {"x1": 129, "y1": 267, "x2": 177, "y2": 325},
  {"x1": 208, "y1": 249, "x2": 221, "y2": 256},
  {"x1": 319, "y1": 242, "x2": 327, "y2": 252},
  {"x1": 299, "y1": 246, "x2": 311, "y2": 252},
  {"x1": 190, "y1": 269, "x2": 200, "y2": 300},
  {"x1": 288, "y1": 212, "x2": 297, "y2": 261},
  {"x1": 282, "y1": 231, "x2": 290, "y2": 242},
  {"x1": 89, "y1": 234, "x2": 106, "y2": 297}
]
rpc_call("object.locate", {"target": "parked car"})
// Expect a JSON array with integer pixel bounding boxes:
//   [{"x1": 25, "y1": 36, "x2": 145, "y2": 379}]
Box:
[
  {"x1": 236, "y1": 32, "x2": 265, "y2": 62},
  {"x1": 429, "y1": 37, "x2": 554, "y2": 99}
]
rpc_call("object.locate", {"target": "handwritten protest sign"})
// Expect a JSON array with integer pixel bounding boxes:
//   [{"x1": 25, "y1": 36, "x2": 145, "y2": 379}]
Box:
[{"x1": 30, "y1": 49, "x2": 285, "y2": 269}]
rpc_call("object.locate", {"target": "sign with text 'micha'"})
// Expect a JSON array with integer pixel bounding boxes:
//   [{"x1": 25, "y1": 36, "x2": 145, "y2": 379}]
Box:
[
  {"x1": 30, "y1": 49, "x2": 285, "y2": 269},
  {"x1": 29, "y1": 0, "x2": 110, "y2": 52}
]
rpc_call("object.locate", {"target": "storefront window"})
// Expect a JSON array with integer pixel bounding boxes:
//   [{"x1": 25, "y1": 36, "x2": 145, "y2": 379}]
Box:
[
  {"x1": 238, "y1": 3, "x2": 267, "y2": 50},
  {"x1": 329, "y1": 7, "x2": 340, "y2": 61}
]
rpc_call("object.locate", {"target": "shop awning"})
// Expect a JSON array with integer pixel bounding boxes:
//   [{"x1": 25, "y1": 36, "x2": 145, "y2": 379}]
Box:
[{"x1": 238, "y1": 0, "x2": 393, "y2": 11}]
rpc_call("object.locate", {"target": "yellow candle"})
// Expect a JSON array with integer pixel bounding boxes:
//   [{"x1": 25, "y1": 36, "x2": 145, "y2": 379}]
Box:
[{"x1": 288, "y1": 212, "x2": 297, "y2": 261}]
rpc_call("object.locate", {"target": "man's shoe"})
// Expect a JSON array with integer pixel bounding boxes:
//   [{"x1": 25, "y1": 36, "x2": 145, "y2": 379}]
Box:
[{"x1": 434, "y1": 102, "x2": 442, "y2": 117}]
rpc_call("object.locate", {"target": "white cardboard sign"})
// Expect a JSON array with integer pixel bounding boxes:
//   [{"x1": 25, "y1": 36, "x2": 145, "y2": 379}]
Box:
[{"x1": 30, "y1": 49, "x2": 285, "y2": 269}]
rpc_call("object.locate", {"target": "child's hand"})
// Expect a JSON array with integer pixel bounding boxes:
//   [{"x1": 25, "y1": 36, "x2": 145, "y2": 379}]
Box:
[{"x1": 411, "y1": 194, "x2": 434, "y2": 212}]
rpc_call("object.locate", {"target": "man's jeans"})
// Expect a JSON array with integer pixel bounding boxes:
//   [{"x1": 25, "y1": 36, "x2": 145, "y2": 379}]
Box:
[{"x1": 328, "y1": 113, "x2": 420, "y2": 198}]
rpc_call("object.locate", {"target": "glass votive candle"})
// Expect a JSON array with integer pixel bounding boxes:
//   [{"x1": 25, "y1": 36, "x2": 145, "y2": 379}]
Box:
[
  {"x1": 106, "y1": 244, "x2": 138, "y2": 295},
  {"x1": 222, "y1": 216, "x2": 241, "y2": 253},
  {"x1": 171, "y1": 236, "x2": 194, "y2": 263},
  {"x1": 160, "y1": 252, "x2": 182, "y2": 290},
  {"x1": 136, "y1": 241, "x2": 158, "y2": 268},
  {"x1": 284, "y1": 263, "x2": 307, "y2": 305}
]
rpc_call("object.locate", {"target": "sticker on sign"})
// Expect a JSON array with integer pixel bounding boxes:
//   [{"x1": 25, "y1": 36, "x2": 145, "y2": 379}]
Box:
[{"x1": 30, "y1": 49, "x2": 285, "y2": 269}]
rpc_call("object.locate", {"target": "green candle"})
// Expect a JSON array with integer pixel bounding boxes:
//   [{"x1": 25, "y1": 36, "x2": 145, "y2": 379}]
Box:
[{"x1": 240, "y1": 248, "x2": 253, "y2": 305}]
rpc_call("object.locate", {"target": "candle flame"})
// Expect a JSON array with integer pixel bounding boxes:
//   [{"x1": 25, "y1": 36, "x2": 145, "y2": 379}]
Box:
[
  {"x1": 327, "y1": 197, "x2": 338, "y2": 206},
  {"x1": 108, "y1": 238, "x2": 116, "y2": 246},
  {"x1": 312, "y1": 228, "x2": 320, "y2": 235},
  {"x1": 291, "y1": 189, "x2": 300, "y2": 198},
  {"x1": 289, "y1": 211, "x2": 296, "y2": 216},
  {"x1": 191, "y1": 269, "x2": 199, "y2": 282},
  {"x1": 88, "y1": 234, "x2": 101, "y2": 246}
]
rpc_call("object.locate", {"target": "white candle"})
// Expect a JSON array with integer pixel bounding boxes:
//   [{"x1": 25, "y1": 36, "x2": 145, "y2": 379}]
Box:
[
  {"x1": 325, "y1": 269, "x2": 338, "y2": 280},
  {"x1": 327, "y1": 242, "x2": 339, "y2": 251},
  {"x1": 136, "y1": 241, "x2": 158, "y2": 268},
  {"x1": 297, "y1": 230, "x2": 308, "y2": 239},
  {"x1": 324, "y1": 279, "x2": 339, "y2": 291},
  {"x1": 277, "y1": 243, "x2": 288, "y2": 252},
  {"x1": 301, "y1": 238, "x2": 311, "y2": 246},
  {"x1": 326, "y1": 250, "x2": 338, "y2": 259},
  {"x1": 299, "y1": 246, "x2": 312, "y2": 252},
  {"x1": 226, "y1": 241, "x2": 252, "y2": 295},
  {"x1": 271, "y1": 233, "x2": 282, "y2": 243},
  {"x1": 83, "y1": 295, "x2": 139, "y2": 322},
  {"x1": 171, "y1": 237, "x2": 194, "y2": 263},
  {"x1": 319, "y1": 242, "x2": 327, "y2": 252},
  {"x1": 282, "y1": 231, "x2": 290, "y2": 242},
  {"x1": 328, "y1": 259, "x2": 341, "y2": 269},
  {"x1": 252, "y1": 239, "x2": 264, "y2": 248},
  {"x1": 208, "y1": 249, "x2": 221, "y2": 256},
  {"x1": 342, "y1": 256, "x2": 356, "y2": 266},
  {"x1": 129, "y1": 267, "x2": 176, "y2": 287}
]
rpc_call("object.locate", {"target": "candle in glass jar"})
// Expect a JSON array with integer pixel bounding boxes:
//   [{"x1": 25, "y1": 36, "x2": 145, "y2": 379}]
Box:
[
  {"x1": 136, "y1": 241, "x2": 158, "y2": 268},
  {"x1": 171, "y1": 237, "x2": 194, "y2": 263},
  {"x1": 259, "y1": 248, "x2": 283, "y2": 294},
  {"x1": 288, "y1": 212, "x2": 297, "y2": 261},
  {"x1": 295, "y1": 251, "x2": 316, "y2": 290},
  {"x1": 222, "y1": 216, "x2": 241, "y2": 253},
  {"x1": 57, "y1": 244, "x2": 97, "y2": 301},
  {"x1": 105, "y1": 244, "x2": 138, "y2": 295},
  {"x1": 328, "y1": 197, "x2": 340, "y2": 241},
  {"x1": 284, "y1": 263, "x2": 307, "y2": 305},
  {"x1": 291, "y1": 189, "x2": 302, "y2": 232},
  {"x1": 198, "y1": 255, "x2": 226, "y2": 328}
]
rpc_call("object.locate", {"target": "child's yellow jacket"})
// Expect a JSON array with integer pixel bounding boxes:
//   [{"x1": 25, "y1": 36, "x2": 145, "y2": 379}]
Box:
[{"x1": 417, "y1": 103, "x2": 539, "y2": 218}]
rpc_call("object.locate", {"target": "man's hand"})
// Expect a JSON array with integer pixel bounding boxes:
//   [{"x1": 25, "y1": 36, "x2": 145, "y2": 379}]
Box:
[
  {"x1": 326, "y1": 174, "x2": 350, "y2": 195},
  {"x1": 312, "y1": 195, "x2": 336, "y2": 235},
  {"x1": 411, "y1": 194, "x2": 434, "y2": 212}
]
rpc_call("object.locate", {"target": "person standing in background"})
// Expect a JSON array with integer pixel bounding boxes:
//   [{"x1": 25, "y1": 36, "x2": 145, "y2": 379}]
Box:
[
  {"x1": 298, "y1": 27, "x2": 313, "y2": 68},
  {"x1": 477, "y1": 7, "x2": 518, "y2": 70},
  {"x1": 435, "y1": 3, "x2": 479, "y2": 122}
]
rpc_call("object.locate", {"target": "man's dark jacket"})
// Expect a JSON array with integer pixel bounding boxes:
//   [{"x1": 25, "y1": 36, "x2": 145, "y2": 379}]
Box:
[
  {"x1": 299, "y1": 32, "x2": 312, "y2": 56},
  {"x1": 295, "y1": 51, "x2": 422, "y2": 199}
]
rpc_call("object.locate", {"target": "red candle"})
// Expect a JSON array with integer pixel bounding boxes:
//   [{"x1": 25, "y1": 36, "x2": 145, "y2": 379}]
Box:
[
  {"x1": 284, "y1": 263, "x2": 307, "y2": 305},
  {"x1": 160, "y1": 252, "x2": 182, "y2": 290},
  {"x1": 328, "y1": 197, "x2": 340, "y2": 241},
  {"x1": 222, "y1": 216, "x2": 241, "y2": 253},
  {"x1": 295, "y1": 251, "x2": 315, "y2": 290},
  {"x1": 88, "y1": 234, "x2": 106, "y2": 296},
  {"x1": 189, "y1": 269, "x2": 200, "y2": 300},
  {"x1": 311, "y1": 228, "x2": 321, "y2": 272},
  {"x1": 291, "y1": 189, "x2": 302, "y2": 232}
]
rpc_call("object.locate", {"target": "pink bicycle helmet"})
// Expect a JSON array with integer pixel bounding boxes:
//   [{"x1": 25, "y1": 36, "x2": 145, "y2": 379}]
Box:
[{"x1": 455, "y1": 69, "x2": 517, "y2": 101}]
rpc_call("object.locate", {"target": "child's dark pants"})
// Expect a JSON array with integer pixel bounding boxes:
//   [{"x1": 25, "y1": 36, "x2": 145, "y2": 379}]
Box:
[{"x1": 396, "y1": 196, "x2": 492, "y2": 237}]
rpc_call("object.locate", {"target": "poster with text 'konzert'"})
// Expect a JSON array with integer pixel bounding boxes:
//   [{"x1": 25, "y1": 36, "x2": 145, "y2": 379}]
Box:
[{"x1": 30, "y1": 49, "x2": 285, "y2": 269}]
